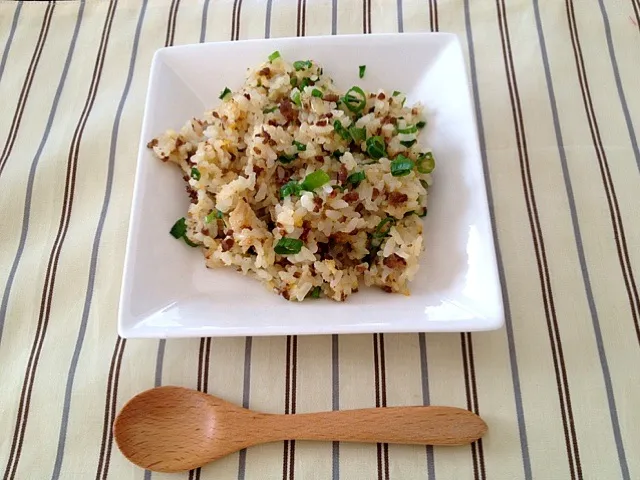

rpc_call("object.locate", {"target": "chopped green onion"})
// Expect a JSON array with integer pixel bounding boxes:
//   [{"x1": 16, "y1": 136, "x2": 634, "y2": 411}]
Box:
[
  {"x1": 268, "y1": 50, "x2": 281, "y2": 62},
  {"x1": 291, "y1": 90, "x2": 302, "y2": 107},
  {"x1": 293, "y1": 141, "x2": 307, "y2": 151},
  {"x1": 348, "y1": 126, "x2": 367, "y2": 143},
  {"x1": 311, "y1": 88, "x2": 323, "y2": 98},
  {"x1": 309, "y1": 286, "x2": 322, "y2": 298},
  {"x1": 397, "y1": 124, "x2": 418, "y2": 134},
  {"x1": 280, "y1": 180, "x2": 302, "y2": 198},
  {"x1": 359, "y1": 65, "x2": 366, "y2": 78},
  {"x1": 190, "y1": 167, "x2": 201, "y2": 180},
  {"x1": 374, "y1": 217, "x2": 396, "y2": 237},
  {"x1": 205, "y1": 209, "x2": 223, "y2": 223},
  {"x1": 169, "y1": 217, "x2": 199, "y2": 247},
  {"x1": 300, "y1": 77, "x2": 311, "y2": 88},
  {"x1": 346, "y1": 171, "x2": 366, "y2": 188},
  {"x1": 219, "y1": 87, "x2": 231, "y2": 100},
  {"x1": 416, "y1": 121, "x2": 426, "y2": 129},
  {"x1": 342, "y1": 86, "x2": 367, "y2": 113},
  {"x1": 275, "y1": 237, "x2": 304, "y2": 255},
  {"x1": 333, "y1": 120, "x2": 351, "y2": 141},
  {"x1": 293, "y1": 60, "x2": 313, "y2": 71},
  {"x1": 404, "y1": 210, "x2": 415, "y2": 218},
  {"x1": 290, "y1": 76, "x2": 298, "y2": 87},
  {"x1": 183, "y1": 237, "x2": 199, "y2": 247},
  {"x1": 365, "y1": 136, "x2": 386, "y2": 160},
  {"x1": 370, "y1": 217, "x2": 396, "y2": 249},
  {"x1": 400, "y1": 139, "x2": 417, "y2": 148},
  {"x1": 417, "y1": 152, "x2": 435, "y2": 174},
  {"x1": 263, "y1": 106, "x2": 278, "y2": 114},
  {"x1": 390, "y1": 155, "x2": 415, "y2": 177},
  {"x1": 392, "y1": 90, "x2": 401, "y2": 97},
  {"x1": 420, "y1": 179, "x2": 429, "y2": 190},
  {"x1": 170, "y1": 217, "x2": 187, "y2": 239},
  {"x1": 332, "y1": 150, "x2": 344, "y2": 159},
  {"x1": 278, "y1": 154, "x2": 297, "y2": 164},
  {"x1": 301, "y1": 170, "x2": 331, "y2": 191},
  {"x1": 419, "y1": 208, "x2": 428, "y2": 218}
]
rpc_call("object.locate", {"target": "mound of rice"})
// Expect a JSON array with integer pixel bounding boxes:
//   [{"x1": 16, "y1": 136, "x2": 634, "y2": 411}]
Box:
[{"x1": 148, "y1": 52, "x2": 435, "y2": 302}]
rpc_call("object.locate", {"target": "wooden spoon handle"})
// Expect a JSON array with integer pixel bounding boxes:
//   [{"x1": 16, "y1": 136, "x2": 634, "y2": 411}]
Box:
[{"x1": 258, "y1": 406, "x2": 486, "y2": 446}]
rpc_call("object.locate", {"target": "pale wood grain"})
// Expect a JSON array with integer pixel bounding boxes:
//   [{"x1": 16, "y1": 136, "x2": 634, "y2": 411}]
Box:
[{"x1": 114, "y1": 386, "x2": 487, "y2": 472}]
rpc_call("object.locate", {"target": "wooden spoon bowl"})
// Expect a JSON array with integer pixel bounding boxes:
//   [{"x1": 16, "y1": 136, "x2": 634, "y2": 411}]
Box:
[{"x1": 114, "y1": 386, "x2": 487, "y2": 472}]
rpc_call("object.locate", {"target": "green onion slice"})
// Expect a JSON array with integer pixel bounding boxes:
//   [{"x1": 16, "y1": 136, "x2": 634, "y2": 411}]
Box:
[
  {"x1": 392, "y1": 90, "x2": 401, "y2": 97},
  {"x1": 397, "y1": 124, "x2": 418, "y2": 134},
  {"x1": 280, "y1": 180, "x2": 302, "y2": 198},
  {"x1": 300, "y1": 77, "x2": 311, "y2": 89},
  {"x1": 291, "y1": 90, "x2": 302, "y2": 107},
  {"x1": 301, "y1": 170, "x2": 331, "y2": 191},
  {"x1": 346, "y1": 171, "x2": 366, "y2": 188},
  {"x1": 219, "y1": 87, "x2": 231, "y2": 100},
  {"x1": 309, "y1": 286, "x2": 321, "y2": 298},
  {"x1": 205, "y1": 209, "x2": 223, "y2": 223},
  {"x1": 274, "y1": 237, "x2": 304, "y2": 255},
  {"x1": 365, "y1": 136, "x2": 386, "y2": 160},
  {"x1": 342, "y1": 86, "x2": 367, "y2": 113},
  {"x1": 359, "y1": 65, "x2": 366, "y2": 78},
  {"x1": 293, "y1": 141, "x2": 306, "y2": 151},
  {"x1": 374, "y1": 217, "x2": 396, "y2": 237},
  {"x1": 190, "y1": 167, "x2": 201, "y2": 180},
  {"x1": 293, "y1": 60, "x2": 313, "y2": 71},
  {"x1": 311, "y1": 88, "x2": 323, "y2": 98},
  {"x1": 290, "y1": 76, "x2": 298, "y2": 87},
  {"x1": 400, "y1": 139, "x2": 417, "y2": 148},
  {"x1": 278, "y1": 154, "x2": 297, "y2": 164},
  {"x1": 333, "y1": 120, "x2": 352, "y2": 141},
  {"x1": 390, "y1": 155, "x2": 415, "y2": 177},
  {"x1": 348, "y1": 126, "x2": 366, "y2": 143},
  {"x1": 268, "y1": 50, "x2": 281, "y2": 62},
  {"x1": 263, "y1": 106, "x2": 278, "y2": 113},
  {"x1": 170, "y1": 217, "x2": 187, "y2": 239},
  {"x1": 416, "y1": 121, "x2": 426, "y2": 129},
  {"x1": 169, "y1": 217, "x2": 199, "y2": 247},
  {"x1": 419, "y1": 208, "x2": 428, "y2": 218},
  {"x1": 416, "y1": 152, "x2": 435, "y2": 174}
]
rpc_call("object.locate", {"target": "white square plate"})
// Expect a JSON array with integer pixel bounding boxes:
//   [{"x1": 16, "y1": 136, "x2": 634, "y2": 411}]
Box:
[{"x1": 118, "y1": 33, "x2": 504, "y2": 338}]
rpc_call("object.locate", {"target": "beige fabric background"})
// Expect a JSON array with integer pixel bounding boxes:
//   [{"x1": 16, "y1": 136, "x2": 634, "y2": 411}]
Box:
[{"x1": 0, "y1": 0, "x2": 639, "y2": 479}]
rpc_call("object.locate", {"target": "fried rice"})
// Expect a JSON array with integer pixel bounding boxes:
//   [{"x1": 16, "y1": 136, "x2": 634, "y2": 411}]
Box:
[{"x1": 147, "y1": 52, "x2": 435, "y2": 302}]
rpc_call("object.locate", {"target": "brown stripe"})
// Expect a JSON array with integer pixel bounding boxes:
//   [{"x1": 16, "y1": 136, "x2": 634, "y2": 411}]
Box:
[
  {"x1": 566, "y1": 0, "x2": 640, "y2": 344},
  {"x1": 95, "y1": 337, "x2": 125, "y2": 480},
  {"x1": 100, "y1": 337, "x2": 126, "y2": 480},
  {"x1": 301, "y1": 0, "x2": 306, "y2": 37},
  {"x1": 230, "y1": 0, "x2": 238, "y2": 40},
  {"x1": 460, "y1": 334, "x2": 480, "y2": 480},
  {"x1": 282, "y1": 336, "x2": 292, "y2": 480},
  {"x1": 165, "y1": 0, "x2": 180, "y2": 47},
  {"x1": 372, "y1": 334, "x2": 384, "y2": 480},
  {"x1": 495, "y1": 0, "x2": 582, "y2": 477},
  {"x1": 362, "y1": 0, "x2": 366, "y2": 34},
  {"x1": 288, "y1": 335, "x2": 298, "y2": 480},
  {"x1": 632, "y1": 0, "x2": 640, "y2": 33},
  {"x1": 230, "y1": 0, "x2": 243, "y2": 41},
  {"x1": 190, "y1": 338, "x2": 207, "y2": 480},
  {"x1": 461, "y1": 333, "x2": 486, "y2": 480},
  {"x1": 2, "y1": 2, "x2": 118, "y2": 478},
  {"x1": 296, "y1": 0, "x2": 302, "y2": 37},
  {"x1": 379, "y1": 334, "x2": 389, "y2": 480},
  {"x1": 0, "y1": 1, "x2": 55, "y2": 179}
]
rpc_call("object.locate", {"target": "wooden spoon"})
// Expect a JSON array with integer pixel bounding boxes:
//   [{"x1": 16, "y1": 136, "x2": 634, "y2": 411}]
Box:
[{"x1": 114, "y1": 386, "x2": 487, "y2": 473}]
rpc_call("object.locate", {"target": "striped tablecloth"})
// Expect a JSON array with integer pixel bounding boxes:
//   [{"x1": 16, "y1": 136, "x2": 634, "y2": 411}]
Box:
[{"x1": 1, "y1": 0, "x2": 639, "y2": 479}]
